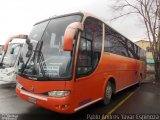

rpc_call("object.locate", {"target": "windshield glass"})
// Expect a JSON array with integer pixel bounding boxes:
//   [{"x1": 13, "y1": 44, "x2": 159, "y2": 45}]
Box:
[
  {"x1": 19, "y1": 21, "x2": 49, "y2": 65},
  {"x1": 19, "y1": 14, "x2": 82, "y2": 80},
  {"x1": 2, "y1": 44, "x2": 21, "y2": 67}
]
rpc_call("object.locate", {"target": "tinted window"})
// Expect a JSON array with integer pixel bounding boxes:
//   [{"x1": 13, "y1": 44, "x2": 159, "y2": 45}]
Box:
[
  {"x1": 105, "y1": 25, "x2": 141, "y2": 60},
  {"x1": 77, "y1": 17, "x2": 102, "y2": 76},
  {"x1": 127, "y1": 41, "x2": 140, "y2": 59},
  {"x1": 21, "y1": 15, "x2": 82, "y2": 80},
  {"x1": 104, "y1": 25, "x2": 128, "y2": 57}
]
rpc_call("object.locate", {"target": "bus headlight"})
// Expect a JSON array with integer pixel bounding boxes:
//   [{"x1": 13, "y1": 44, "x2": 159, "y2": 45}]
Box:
[
  {"x1": 48, "y1": 91, "x2": 71, "y2": 97},
  {"x1": 16, "y1": 82, "x2": 23, "y2": 89}
]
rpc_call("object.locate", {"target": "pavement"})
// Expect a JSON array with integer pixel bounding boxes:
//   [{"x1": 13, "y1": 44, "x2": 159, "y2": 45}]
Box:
[{"x1": 114, "y1": 82, "x2": 160, "y2": 114}]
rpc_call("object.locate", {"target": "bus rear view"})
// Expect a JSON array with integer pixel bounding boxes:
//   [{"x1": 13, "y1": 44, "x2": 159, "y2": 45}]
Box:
[{"x1": 16, "y1": 12, "x2": 146, "y2": 114}]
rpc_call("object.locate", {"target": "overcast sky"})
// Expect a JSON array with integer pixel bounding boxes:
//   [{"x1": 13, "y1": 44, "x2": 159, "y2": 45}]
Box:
[{"x1": 0, "y1": 0, "x2": 147, "y2": 45}]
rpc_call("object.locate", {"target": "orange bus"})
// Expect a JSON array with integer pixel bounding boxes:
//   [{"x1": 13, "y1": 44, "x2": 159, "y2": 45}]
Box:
[{"x1": 16, "y1": 12, "x2": 146, "y2": 114}]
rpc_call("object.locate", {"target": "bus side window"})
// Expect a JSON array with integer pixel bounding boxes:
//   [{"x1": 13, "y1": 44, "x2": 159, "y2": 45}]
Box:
[
  {"x1": 105, "y1": 25, "x2": 129, "y2": 57},
  {"x1": 77, "y1": 17, "x2": 102, "y2": 77}
]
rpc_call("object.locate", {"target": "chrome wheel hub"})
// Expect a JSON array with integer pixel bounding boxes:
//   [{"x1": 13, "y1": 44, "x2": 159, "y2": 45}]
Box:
[{"x1": 106, "y1": 84, "x2": 112, "y2": 99}]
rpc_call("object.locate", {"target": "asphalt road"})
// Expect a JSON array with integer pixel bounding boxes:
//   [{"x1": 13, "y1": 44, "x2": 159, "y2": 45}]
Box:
[{"x1": 0, "y1": 84, "x2": 139, "y2": 120}]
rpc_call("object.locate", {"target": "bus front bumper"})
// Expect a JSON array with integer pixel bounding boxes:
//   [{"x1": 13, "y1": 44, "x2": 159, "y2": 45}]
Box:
[{"x1": 16, "y1": 87, "x2": 75, "y2": 114}]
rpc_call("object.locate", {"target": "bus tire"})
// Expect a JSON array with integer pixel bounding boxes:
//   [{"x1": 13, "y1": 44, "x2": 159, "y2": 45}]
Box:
[{"x1": 102, "y1": 81, "x2": 112, "y2": 105}]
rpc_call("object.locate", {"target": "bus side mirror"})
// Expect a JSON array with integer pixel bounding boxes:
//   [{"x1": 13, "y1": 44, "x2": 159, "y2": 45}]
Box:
[{"x1": 63, "y1": 22, "x2": 83, "y2": 51}]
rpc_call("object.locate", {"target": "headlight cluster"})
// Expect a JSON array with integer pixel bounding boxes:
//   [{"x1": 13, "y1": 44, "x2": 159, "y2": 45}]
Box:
[
  {"x1": 16, "y1": 82, "x2": 70, "y2": 98},
  {"x1": 48, "y1": 91, "x2": 71, "y2": 97},
  {"x1": 16, "y1": 82, "x2": 23, "y2": 89}
]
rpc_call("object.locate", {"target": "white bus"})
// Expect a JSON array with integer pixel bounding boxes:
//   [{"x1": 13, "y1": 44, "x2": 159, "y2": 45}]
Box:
[{"x1": 0, "y1": 34, "x2": 27, "y2": 85}]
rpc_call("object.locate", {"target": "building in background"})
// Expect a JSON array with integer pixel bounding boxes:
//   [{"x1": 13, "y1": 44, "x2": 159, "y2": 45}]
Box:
[{"x1": 135, "y1": 40, "x2": 154, "y2": 72}]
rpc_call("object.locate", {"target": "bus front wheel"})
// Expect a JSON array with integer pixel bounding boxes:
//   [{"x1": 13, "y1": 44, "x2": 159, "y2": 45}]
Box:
[{"x1": 102, "y1": 81, "x2": 112, "y2": 105}]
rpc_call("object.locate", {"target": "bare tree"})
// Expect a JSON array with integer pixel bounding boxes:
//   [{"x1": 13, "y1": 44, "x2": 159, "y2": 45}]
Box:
[{"x1": 111, "y1": 0, "x2": 160, "y2": 81}]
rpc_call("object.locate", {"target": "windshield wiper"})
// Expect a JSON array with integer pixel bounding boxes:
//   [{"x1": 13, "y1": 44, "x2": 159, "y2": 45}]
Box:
[
  {"x1": 21, "y1": 52, "x2": 33, "y2": 74},
  {"x1": 35, "y1": 41, "x2": 50, "y2": 80},
  {"x1": 20, "y1": 38, "x2": 34, "y2": 74},
  {"x1": 22, "y1": 40, "x2": 49, "y2": 80}
]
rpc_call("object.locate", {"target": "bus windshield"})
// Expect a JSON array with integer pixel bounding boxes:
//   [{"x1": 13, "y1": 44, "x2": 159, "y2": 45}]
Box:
[
  {"x1": 2, "y1": 44, "x2": 21, "y2": 68},
  {"x1": 19, "y1": 14, "x2": 82, "y2": 80}
]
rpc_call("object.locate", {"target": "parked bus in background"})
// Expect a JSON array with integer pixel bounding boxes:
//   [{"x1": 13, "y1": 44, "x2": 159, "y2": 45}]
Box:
[
  {"x1": 0, "y1": 45, "x2": 3, "y2": 60},
  {"x1": 16, "y1": 12, "x2": 146, "y2": 114},
  {"x1": 0, "y1": 34, "x2": 27, "y2": 85},
  {"x1": 0, "y1": 45, "x2": 4, "y2": 56}
]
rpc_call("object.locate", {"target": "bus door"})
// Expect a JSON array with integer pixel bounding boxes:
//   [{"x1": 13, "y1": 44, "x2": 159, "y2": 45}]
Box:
[{"x1": 74, "y1": 17, "x2": 103, "y2": 110}]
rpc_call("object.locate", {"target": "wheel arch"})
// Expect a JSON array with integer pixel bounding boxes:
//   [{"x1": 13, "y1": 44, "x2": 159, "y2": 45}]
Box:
[{"x1": 103, "y1": 76, "x2": 117, "y2": 96}]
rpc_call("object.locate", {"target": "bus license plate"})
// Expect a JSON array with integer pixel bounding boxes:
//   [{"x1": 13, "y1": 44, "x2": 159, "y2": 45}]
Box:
[{"x1": 28, "y1": 97, "x2": 36, "y2": 104}]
